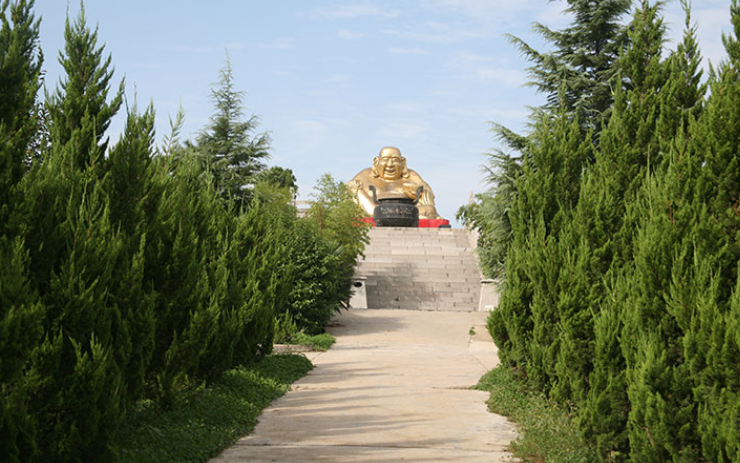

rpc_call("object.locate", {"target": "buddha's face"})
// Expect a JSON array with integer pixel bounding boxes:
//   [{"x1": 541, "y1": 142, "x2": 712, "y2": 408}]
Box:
[{"x1": 375, "y1": 148, "x2": 405, "y2": 180}]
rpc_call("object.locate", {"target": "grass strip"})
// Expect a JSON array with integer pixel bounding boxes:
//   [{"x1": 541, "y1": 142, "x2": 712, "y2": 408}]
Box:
[
  {"x1": 118, "y1": 354, "x2": 313, "y2": 463},
  {"x1": 290, "y1": 332, "x2": 336, "y2": 351},
  {"x1": 475, "y1": 367, "x2": 597, "y2": 463}
]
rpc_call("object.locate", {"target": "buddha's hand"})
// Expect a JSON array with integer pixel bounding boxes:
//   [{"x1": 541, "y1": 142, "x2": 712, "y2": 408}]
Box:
[
  {"x1": 402, "y1": 182, "x2": 424, "y2": 199},
  {"x1": 417, "y1": 205, "x2": 441, "y2": 219},
  {"x1": 347, "y1": 179, "x2": 363, "y2": 193}
]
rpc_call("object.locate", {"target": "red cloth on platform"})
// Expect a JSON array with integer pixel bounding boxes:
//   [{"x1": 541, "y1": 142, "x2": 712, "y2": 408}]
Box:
[{"x1": 360, "y1": 217, "x2": 450, "y2": 228}]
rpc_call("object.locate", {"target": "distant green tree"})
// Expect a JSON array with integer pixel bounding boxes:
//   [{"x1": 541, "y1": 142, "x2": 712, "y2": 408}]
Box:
[
  {"x1": 457, "y1": 151, "x2": 520, "y2": 280},
  {"x1": 306, "y1": 174, "x2": 369, "y2": 271},
  {"x1": 191, "y1": 56, "x2": 270, "y2": 207},
  {"x1": 275, "y1": 174, "x2": 369, "y2": 334},
  {"x1": 510, "y1": 0, "x2": 631, "y2": 133},
  {"x1": 256, "y1": 165, "x2": 297, "y2": 193}
]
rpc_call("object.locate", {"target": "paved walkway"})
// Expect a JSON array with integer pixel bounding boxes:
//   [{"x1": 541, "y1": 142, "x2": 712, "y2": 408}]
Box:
[{"x1": 210, "y1": 309, "x2": 519, "y2": 462}]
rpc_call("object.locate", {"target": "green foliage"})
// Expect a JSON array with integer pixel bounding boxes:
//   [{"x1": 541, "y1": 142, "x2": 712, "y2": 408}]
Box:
[
  {"x1": 475, "y1": 367, "x2": 597, "y2": 463},
  {"x1": 488, "y1": 105, "x2": 591, "y2": 389},
  {"x1": 273, "y1": 174, "x2": 369, "y2": 335},
  {"x1": 0, "y1": 5, "x2": 45, "y2": 458},
  {"x1": 511, "y1": 0, "x2": 631, "y2": 133},
  {"x1": 117, "y1": 355, "x2": 312, "y2": 463},
  {"x1": 466, "y1": 0, "x2": 631, "y2": 284},
  {"x1": 306, "y1": 173, "x2": 370, "y2": 270},
  {"x1": 457, "y1": 151, "x2": 520, "y2": 280},
  {"x1": 290, "y1": 332, "x2": 336, "y2": 352},
  {"x1": 273, "y1": 312, "x2": 299, "y2": 344}
]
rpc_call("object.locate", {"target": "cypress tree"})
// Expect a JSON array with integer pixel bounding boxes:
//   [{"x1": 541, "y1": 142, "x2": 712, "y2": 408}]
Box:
[
  {"x1": 45, "y1": 3, "x2": 123, "y2": 174},
  {"x1": 0, "y1": 0, "x2": 42, "y2": 222},
  {"x1": 549, "y1": 2, "x2": 673, "y2": 458},
  {"x1": 104, "y1": 104, "x2": 158, "y2": 402},
  {"x1": 17, "y1": 5, "x2": 129, "y2": 460},
  {"x1": 488, "y1": 104, "x2": 591, "y2": 386},
  {"x1": 144, "y1": 153, "x2": 214, "y2": 404},
  {"x1": 616, "y1": 4, "x2": 707, "y2": 460},
  {"x1": 0, "y1": 1, "x2": 43, "y2": 460},
  {"x1": 680, "y1": 1, "x2": 740, "y2": 459}
]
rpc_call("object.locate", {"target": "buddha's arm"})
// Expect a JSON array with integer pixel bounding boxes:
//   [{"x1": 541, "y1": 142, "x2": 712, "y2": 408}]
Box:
[
  {"x1": 347, "y1": 178, "x2": 375, "y2": 216},
  {"x1": 402, "y1": 180, "x2": 434, "y2": 205}
]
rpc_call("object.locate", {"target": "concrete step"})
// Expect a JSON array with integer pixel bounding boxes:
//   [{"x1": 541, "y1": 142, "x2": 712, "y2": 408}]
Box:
[{"x1": 353, "y1": 227, "x2": 482, "y2": 312}]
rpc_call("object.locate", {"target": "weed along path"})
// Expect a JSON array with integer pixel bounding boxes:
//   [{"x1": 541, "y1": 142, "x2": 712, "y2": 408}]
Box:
[{"x1": 210, "y1": 309, "x2": 519, "y2": 462}]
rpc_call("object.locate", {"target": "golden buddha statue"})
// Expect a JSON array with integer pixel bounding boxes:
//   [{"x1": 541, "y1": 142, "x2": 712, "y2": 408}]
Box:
[{"x1": 347, "y1": 146, "x2": 442, "y2": 220}]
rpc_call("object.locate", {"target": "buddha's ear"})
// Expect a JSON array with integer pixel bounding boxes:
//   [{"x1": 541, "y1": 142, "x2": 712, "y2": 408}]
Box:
[
  {"x1": 371, "y1": 156, "x2": 380, "y2": 177},
  {"x1": 401, "y1": 157, "x2": 410, "y2": 178}
]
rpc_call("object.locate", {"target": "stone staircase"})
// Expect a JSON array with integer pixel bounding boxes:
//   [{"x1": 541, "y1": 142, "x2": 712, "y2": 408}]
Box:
[{"x1": 353, "y1": 227, "x2": 482, "y2": 311}]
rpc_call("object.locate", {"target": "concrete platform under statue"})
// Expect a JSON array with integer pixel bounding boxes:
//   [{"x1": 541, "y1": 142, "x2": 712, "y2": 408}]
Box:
[
  {"x1": 347, "y1": 147, "x2": 450, "y2": 228},
  {"x1": 353, "y1": 227, "x2": 482, "y2": 311}
]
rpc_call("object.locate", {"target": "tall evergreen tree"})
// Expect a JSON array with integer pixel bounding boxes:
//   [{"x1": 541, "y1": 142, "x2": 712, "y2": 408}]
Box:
[
  {"x1": 614, "y1": 4, "x2": 707, "y2": 460},
  {"x1": 104, "y1": 104, "x2": 159, "y2": 403},
  {"x1": 191, "y1": 56, "x2": 270, "y2": 206},
  {"x1": 18, "y1": 5, "x2": 128, "y2": 461},
  {"x1": 0, "y1": 0, "x2": 41, "y2": 212},
  {"x1": 680, "y1": 1, "x2": 740, "y2": 459},
  {"x1": 45, "y1": 3, "x2": 123, "y2": 173},
  {"x1": 510, "y1": 0, "x2": 631, "y2": 132},
  {"x1": 0, "y1": 2, "x2": 43, "y2": 460},
  {"x1": 488, "y1": 104, "x2": 591, "y2": 384},
  {"x1": 466, "y1": 0, "x2": 632, "y2": 283}
]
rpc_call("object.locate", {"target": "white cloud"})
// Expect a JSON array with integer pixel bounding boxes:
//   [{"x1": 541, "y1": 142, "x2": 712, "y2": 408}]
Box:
[
  {"x1": 173, "y1": 45, "x2": 214, "y2": 54},
  {"x1": 311, "y1": 5, "x2": 401, "y2": 20},
  {"x1": 385, "y1": 102, "x2": 430, "y2": 113},
  {"x1": 260, "y1": 37, "x2": 296, "y2": 50},
  {"x1": 377, "y1": 120, "x2": 428, "y2": 140},
  {"x1": 473, "y1": 67, "x2": 526, "y2": 87},
  {"x1": 338, "y1": 30, "x2": 365, "y2": 40},
  {"x1": 133, "y1": 62, "x2": 165, "y2": 70},
  {"x1": 225, "y1": 42, "x2": 246, "y2": 51},
  {"x1": 419, "y1": 0, "x2": 544, "y2": 26},
  {"x1": 295, "y1": 119, "x2": 328, "y2": 133},
  {"x1": 382, "y1": 21, "x2": 487, "y2": 44},
  {"x1": 388, "y1": 47, "x2": 432, "y2": 55}
]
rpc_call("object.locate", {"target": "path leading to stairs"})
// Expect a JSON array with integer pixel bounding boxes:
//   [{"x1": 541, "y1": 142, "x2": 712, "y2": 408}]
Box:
[{"x1": 210, "y1": 309, "x2": 519, "y2": 463}]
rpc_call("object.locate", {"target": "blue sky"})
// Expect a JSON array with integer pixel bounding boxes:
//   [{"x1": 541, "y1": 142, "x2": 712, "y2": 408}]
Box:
[{"x1": 34, "y1": 1, "x2": 733, "y2": 224}]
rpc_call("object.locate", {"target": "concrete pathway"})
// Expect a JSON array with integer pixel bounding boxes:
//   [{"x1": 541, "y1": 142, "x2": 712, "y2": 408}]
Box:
[{"x1": 210, "y1": 309, "x2": 519, "y2": 462}]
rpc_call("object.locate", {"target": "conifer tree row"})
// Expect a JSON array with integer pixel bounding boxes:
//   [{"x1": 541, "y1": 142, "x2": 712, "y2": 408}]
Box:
[
  {"x1": 481, "y1": 0, "x2": 740, "y2": 460},
  {"x1": 0, "y1": 3, "x2": 368, "y2": 461}
]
